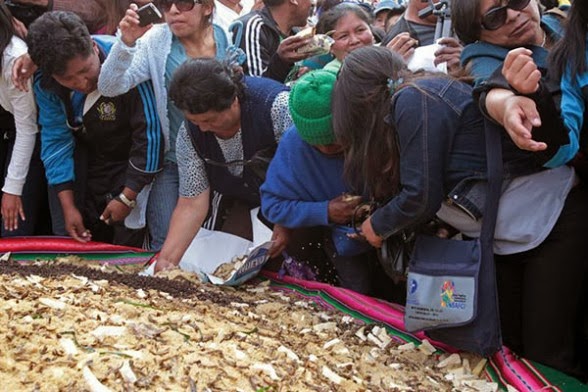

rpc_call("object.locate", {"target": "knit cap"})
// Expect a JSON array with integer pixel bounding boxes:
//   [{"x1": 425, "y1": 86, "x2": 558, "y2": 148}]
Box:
[
  {"x1": 289, "y1": 69, "x2": 337, "y2": 146},
  {"x1": 374, "y1": 0, "x2": 405, "y2": 15}
]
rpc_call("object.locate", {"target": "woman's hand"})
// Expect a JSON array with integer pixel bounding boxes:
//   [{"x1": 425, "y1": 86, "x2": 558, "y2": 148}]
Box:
[
  {"x1": 502, "y1": 95, "x2": 546, "y2": 151},
  {"x1": 1, "y1": 193, "x2": 25, "y2": 232},
  {"x1": 154, "y1": 254, "x2": 179, "y2": 273},
  {"x1": 277, "y1": 35, "x2": 312, "y2": 64},
  {"x1": 485, "y1": 88, "x2": 545, "y2": 151},
  {"x1": 63, "y1": 205, "x2": 92, "y2": 243},
  {"x1": 434, "y1": 37, "x2": 463, "y2": 75},
  {"x1": 100, "y1": 199, "x2": 132, "y2": 225},
  {"x1": 12, "y1": 17, "x2": 27, "y2": 38},
  {"x1": 11, "y1": 53, "x2": 37, "y2": 92},
  {"x1": 119, "y1": 3, "x2": 153, "y2": 47},
  {"x1": 502, "y1": 48, "x2": 541, "y2": 95},
  {"x1": 327, "y1": 194, "x2": 362, "y2": 225},
  {"x1": 385, "y1": 32, "x2": 417, "y2": 62},
  {"x1": 269, "y1": 224, "x2": 291, "y2": 258},
  {"x1": 360, "y1": 216, "x2": 383, "y2": 248}
]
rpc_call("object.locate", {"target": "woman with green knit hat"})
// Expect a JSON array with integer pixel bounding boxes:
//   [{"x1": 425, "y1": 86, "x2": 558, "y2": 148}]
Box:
[{"x1": 261, "y1": 69, "x2": 399, "y2": 298}]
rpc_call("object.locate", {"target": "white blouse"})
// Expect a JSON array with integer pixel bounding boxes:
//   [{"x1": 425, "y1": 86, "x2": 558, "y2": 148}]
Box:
[{"x1": 0, "y1": 36, "x2": 38, "y2": 196}]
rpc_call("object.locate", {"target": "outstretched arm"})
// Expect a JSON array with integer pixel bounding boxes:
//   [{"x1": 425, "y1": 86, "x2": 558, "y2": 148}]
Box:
[
  {"x1": 154, "y1": 190, "x2": 211, "y2": 273},
  {"x1": 98, "y1": 4, "x2": 154, "y2": 97}
]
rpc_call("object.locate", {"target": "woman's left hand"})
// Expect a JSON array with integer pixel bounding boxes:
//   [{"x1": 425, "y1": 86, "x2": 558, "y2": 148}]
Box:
[
  {"x1": 11, "y1": 53, "x2": 36, "y2": 92},
  {"x1": 385, "y1": 32, "x2": 417, "y2": 62},
  {"x1": 100, "y1": 199, "x2": 132, "y2": 225},
  {"x1": 269, "y1": 224, "x2": 291, "y2": 258},
  {"x1": 12, "y1": 17, "x2": 27, "y2": 38},
  {"x1": 1, "y1": 193, "x2": 25, "y2": 231},
  {"x1": 360, "y1": 216, "x2": 383, "y2": 248},
  {"x1": 434, "y1": 37, "x2": 463, "y2": 75},
  {"x1": 502, "y1": 47, "x2": 541, "y2": 95}
]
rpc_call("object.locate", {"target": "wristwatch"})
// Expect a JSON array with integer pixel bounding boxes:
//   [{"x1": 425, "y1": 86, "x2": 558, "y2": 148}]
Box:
[{"x1": 115, "y1": 193, "x2": 137, "y2": 209}]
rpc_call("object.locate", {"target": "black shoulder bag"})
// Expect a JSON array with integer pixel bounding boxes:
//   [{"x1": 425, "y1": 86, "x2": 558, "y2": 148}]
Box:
[{"x1": 403, "y1": 120, "x2": 503, "y2": 357}]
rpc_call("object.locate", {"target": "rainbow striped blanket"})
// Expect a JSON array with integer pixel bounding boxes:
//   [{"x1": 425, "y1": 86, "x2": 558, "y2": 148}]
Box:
[{"x1": 1, "y1": 237, "x2": 586, "y2": 392}]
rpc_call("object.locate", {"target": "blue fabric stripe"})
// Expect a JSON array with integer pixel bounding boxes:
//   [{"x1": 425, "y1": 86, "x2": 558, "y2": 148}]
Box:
[
  {"x1": 145, "y1": 82, "x2": 162, "y2": 172},
  {"x1": 548, "y1": 62, "x2": 587, "y2": 168},
  {"x1": 137, "y1": 82, "x2": 161, "y2": 172}
]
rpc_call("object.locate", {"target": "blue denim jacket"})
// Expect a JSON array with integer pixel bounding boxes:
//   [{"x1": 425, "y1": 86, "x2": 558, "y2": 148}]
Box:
[{"x1": 371, "y1": 78, "x2": 541, "y2": 238}]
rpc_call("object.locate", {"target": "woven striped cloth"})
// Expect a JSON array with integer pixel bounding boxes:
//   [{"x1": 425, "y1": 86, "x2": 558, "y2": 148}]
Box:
[{"x1": 1, "y1": 237, "x2": 585, "y2": 392}]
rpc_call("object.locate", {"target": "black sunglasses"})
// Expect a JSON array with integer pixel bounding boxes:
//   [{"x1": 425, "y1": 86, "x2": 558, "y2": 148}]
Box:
[
  {"x1": 480, "y1": 0, "x2": 531, "y2": 30},
  {"x1": 158, "y1": 0, "x2": 202, "y2": 13}
]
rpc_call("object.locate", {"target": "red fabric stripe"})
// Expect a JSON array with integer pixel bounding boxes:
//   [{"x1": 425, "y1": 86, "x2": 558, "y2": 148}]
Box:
[{"x1": 0, "y1": 236, "x2": 144, "y2": 253}]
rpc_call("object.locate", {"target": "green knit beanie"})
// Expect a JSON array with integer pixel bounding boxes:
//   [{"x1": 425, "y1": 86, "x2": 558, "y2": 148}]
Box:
[{"x1": 289, "y1": 69, "x2": 337, "y2": 146}]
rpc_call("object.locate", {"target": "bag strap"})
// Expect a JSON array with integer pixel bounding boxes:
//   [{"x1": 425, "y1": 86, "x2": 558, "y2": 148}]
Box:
[
  {"x1": 229, "y1": 20, "x2": 244, "y2": 47},
  {"x1": 480, "y1": 121, "x2": 503, "y2": 244}
]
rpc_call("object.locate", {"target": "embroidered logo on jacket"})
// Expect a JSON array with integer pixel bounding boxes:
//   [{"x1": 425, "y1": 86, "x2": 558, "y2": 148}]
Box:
[{"x1": 97, "y1": 102, "x2": 116, "y2": 121}]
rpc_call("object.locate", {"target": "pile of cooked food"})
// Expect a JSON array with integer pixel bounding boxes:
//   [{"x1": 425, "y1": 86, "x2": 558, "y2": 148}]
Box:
[{"x1": 0, "y1": 256, "x2": 500, "y2": 391}]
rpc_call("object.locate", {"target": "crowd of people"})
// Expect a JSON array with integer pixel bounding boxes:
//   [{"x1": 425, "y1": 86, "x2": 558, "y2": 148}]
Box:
[{"x1": 0, "y1": 0, "x2": 586, "y2": 381}]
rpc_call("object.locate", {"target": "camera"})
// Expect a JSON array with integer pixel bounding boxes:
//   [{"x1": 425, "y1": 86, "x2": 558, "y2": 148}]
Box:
[{"x1": 137, "y1": 3, "x2": 162, "y2": 27}]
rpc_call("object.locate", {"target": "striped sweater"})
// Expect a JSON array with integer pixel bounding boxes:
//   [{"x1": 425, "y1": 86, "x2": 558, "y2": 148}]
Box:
[{"x1": 231, "y1": 7, "x2": 295, "y2": 83}]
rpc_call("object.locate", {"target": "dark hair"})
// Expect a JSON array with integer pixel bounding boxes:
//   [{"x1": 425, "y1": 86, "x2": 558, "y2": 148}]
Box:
[
  {"x1": 103, "y1": 0, "x2": 131, "y2": 35},
  {"x1": 263, "y1": 0, "x2": 287, "y2": 8},
  {"x1": 0, "y1": 2, "x2": 16, "y2": 73},
  {"x1": 451, "y1": 0, "x2": 482, "y2": 45},
  {"x1": 169, "y1": 58, "x2": 245, "y2": 114},
  {"x1": 26, "y1": 11, "x2": 93, "y2": 76},
  {"x1": 318, "y1": 0, "x2": 342, "y2": 14},
  {"x1": 332, "y1": 46, "x2": 408, "y2": 199},
  {"x1": 540, "y1": 0, "x2": 558, "y2": 10},
  {"x1": 453, "y1": 0, "x2": 543, "y2": 45},
  {"x1": 549, "y1": 0, "x2": 587, "y2": 83},
  {"x1": 316, "y1": 2, "x2": 372, "y2": 34}
]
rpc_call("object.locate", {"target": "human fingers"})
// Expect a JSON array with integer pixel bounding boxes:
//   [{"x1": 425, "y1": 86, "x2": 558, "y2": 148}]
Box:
[
  {"x1": 1, "y1": 194, "x2": 23, "y2": 231},
  {"x1": 503, "y1": 55, "x2": 539, "y2": 94},
  {"x1": 69, "y1": 226, "x2": 91, "y2": 243},
  {"x1": 360, "y1": 218, "x2": 382, "y2": 248},
  {"x1": 11, "y1": 54, "x2": 35, "y2": 92},
  {"x1": 436, "y1": 37, "x2": 462, "y2": 48},
  {"x1": 268, "y1": 239, "x2": 287, "y2": 258},
  {"x1": 2, "y1": 208, "x2": 17, "y2": 231},
  {"x1": 386, "y1": 33, "x2": 415, "y2": 52},
  {"x1": 503, "y1": 47, "x2": 533, "y2": 71},
  {"x1": 504, "y1": 106, "x2": 546, "y2": 151},
  {"x1": 433, "y1": 52, "x2": 460, "y2": 67}
]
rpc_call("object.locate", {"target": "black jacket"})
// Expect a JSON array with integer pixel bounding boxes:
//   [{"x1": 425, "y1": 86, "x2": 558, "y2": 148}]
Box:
[{"x1": 231, "y1": 7, "x2": 294, "y2": 82}]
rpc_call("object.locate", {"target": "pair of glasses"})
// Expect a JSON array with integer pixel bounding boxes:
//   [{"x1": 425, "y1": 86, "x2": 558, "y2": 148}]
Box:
[
  {"x1": 158, "y1": 0, "x2": 202, "y2": 13},
  {"x1": 480, "y1": 0, "x2": 531, "y2": 30}
]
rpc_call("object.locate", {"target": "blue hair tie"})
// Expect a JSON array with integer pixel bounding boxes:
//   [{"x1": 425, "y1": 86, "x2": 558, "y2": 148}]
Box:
[{"x1": 387, "y1": 77, "x2": 404, "y2": 94}]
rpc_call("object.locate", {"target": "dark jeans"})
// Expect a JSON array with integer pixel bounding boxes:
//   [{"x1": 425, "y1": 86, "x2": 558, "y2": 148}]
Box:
[{"x1": 495, "y1": 183, "x2": 588, "y2": 380}]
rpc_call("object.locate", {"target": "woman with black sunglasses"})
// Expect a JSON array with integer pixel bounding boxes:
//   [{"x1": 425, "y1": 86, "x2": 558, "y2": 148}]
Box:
[
  {"x1": 97, "y1": 0, "x2": 233, "y2": 252},
  {"x1": 452, "y1": 0, "x2": 563, "y2": 86},
  {"x1": 452, "y1": 0, "x2": 588, "y2": 381}
]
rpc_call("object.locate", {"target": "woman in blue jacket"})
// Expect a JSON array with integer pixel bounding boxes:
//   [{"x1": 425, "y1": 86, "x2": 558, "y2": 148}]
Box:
[{"x1": 333, "y1": 45, "x2": 588, "y2": 379}]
